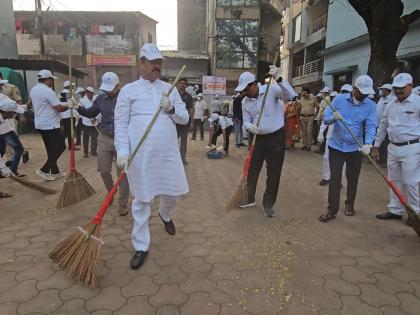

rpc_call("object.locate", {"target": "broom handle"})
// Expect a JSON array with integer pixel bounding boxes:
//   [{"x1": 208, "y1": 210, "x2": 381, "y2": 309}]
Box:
[
  {"x1": 242, "y1": 52, "x2": 279, "y2": 177},
  {"x1": 92, "y1": 65, "x2": 187, "y2": 225},
  {"x1": 323, "y1": 97, "x2": 420, "y2": 235},
  {"x1": 68, "y1": 53, "x2": 76, "y2": 173}
]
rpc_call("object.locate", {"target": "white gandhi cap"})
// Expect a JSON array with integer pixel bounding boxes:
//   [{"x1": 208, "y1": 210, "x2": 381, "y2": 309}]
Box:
[
  {"x1": 340, "y1": 84, "x2": 353, "y2": 92},
  {"x1": 139, "y1": 43, "x2": 165, "y2": 60},
  {"x1": 355, "y1": 75, "x2": 375, "y2": 95},
  {"x1": 235, "y1": 72, "x2": 256, "y2": 92},
  {"x1": 392, "y1": 73, "x2": 413, "y2": 88},
  {"x1": 100, "y1": 72, "x2": 119, "y2": 92},
  {"x1": 0, "y1": 96, "x2": 25, "y2": 114},
  {"x1": 38, "y1": 69, "x2": 57, "y2": 80},
  {"x1": 75, "y1": 87, "x2": 85, "y2": 94},
  {"x1": 379, "y1": 83, "x2": 392, "y2": 91},
  {"x1": 85, "y1": 86, "x2": 95, "y2": 93}
]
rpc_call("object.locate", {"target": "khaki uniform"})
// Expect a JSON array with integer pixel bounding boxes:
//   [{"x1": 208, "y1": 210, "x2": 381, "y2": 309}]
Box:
[{"x1": 298, "y1": 96, "x2": 318, "y2": 147}]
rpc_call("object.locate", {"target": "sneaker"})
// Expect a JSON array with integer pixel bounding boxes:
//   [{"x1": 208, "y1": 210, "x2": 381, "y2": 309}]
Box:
[
  {"x1": 239, "y1": 201, "x2": 256, "y2": 208},
  {"x1": 36, "y1": 170, "x2": 55, "y2": 181},
  {"x1": 51, "y1": 172, "x2": 67, "y2": 179},
  {"x1": 264, "y1": 207, "x2": 275, "y2": 217}
]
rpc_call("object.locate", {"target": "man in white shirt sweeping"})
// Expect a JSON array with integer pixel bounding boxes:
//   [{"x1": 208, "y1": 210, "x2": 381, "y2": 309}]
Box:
[{"x1": 114, "y1": 43, "x2": 189, "y2": 270}]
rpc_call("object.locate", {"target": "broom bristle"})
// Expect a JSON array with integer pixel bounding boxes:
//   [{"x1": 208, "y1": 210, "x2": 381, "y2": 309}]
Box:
[
  {"x1": 10, "y1": 176, "x2": 58, "y2": 194},
  {"x1": 49, "y1": 222, "x2": 102, "y2": 287},
  {"x1": 56, "y1": 170, "x2": 95, "y2": 208},
  {"x1": 225, "y1": 176, "x2": 248, "y2": 212}
]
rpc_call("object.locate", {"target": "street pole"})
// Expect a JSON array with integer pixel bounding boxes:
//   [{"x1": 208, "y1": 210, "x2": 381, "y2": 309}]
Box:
[{"x1": 34, "y1": 0, "x2": 45, "y2": 56}]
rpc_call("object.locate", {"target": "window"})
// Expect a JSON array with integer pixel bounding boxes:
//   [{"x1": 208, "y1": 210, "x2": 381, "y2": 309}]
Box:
[
  {"x1": 216, "y1": 0, "x2": 258, "y2": 6},
  {"x1": 333, "y1": 72, "x2": 353, "y2": 91},
  {"x1": 292, "y1": 14, "x2": 302, "y2": 43},
  {"x1": 216, "y1": 19, "x2": 259, "y2": 69}
]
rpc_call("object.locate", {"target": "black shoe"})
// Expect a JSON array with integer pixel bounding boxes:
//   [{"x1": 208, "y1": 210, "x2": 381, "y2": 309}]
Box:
[
  {"x1": 191, "y1": 138, "x2": 196, "y2": 140},
  {"x1": 239, "y1": 143, "x2": 247, "y2": 147},
  {"x1": 5, "y1": 161, "x2": 11, "y2": 167},
  {"x1": 130, "y1": 250, "x2": 148, "y2": 270},
  {"x1": 22, "y1": 150, "x2": 29, "y2": 163},
  {"x1": 236, "y1": 144, "x2": 240, "y2": 148},
  {"x1": 319, "y1": 212, "x2": 336, "y2": 222},
  {"x1": 91, "y1": 152, "x2": 97, "y2": 157},
  {"x1": 344, "y1": 204, "x2": 355, "y2": 216},
  {"x1": 159, "y1": 214, "x2": 176, "y2": 235},
  {"x1": 376, "y1": 212, "x2": 402, "y2": 220},
  {"x1": 319, "y1": 179, "x2": 329, "y2": 186}
]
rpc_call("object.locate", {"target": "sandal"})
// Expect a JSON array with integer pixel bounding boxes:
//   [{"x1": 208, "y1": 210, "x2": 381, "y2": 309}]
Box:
[
  {"x1": 22, "y1": 150, "x2": 29, "y2": 163},
  {"x1": 319, "y1": 212, "x2": 336, "y2": 222},
  {"x1": 0, "y1": 192, "x2": 12, "y2": 198},
  {"x1": 344, "y1": 205, "x2": 355, "y2": 216}
]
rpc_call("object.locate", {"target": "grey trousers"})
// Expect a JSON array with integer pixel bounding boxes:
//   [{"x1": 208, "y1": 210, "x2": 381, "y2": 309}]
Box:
[{"x1": 97, "y1": 133, "x2": 129, "y2": 207}]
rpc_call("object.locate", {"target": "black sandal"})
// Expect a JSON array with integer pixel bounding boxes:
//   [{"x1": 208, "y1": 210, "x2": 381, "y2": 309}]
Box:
[
  {"x1": 22, "y1": 150, "x2": 29, "y2": 164},
  {"x1": 319, "y1": 212, "x2": 336, "y2": 222},
  {"x1": 0, "y1": 192, "x2": 12, "y2": 198}
]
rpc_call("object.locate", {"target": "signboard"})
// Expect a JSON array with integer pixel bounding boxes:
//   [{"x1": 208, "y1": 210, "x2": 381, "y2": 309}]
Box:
[
  {"x1": 202, "y1": 76, "x2": 226, "y2": 95},
  {"x1": 87, "y1": 54, "x2": 136, "y2": 66}
]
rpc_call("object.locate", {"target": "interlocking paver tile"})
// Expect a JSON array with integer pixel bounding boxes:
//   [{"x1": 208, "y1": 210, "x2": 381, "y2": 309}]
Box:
[
  {"x1": 121, "y1": 275, "x2": 159, "y2": 298},
  {"x1": 324, "y1": 275, "x2": 360, "y2": 296},
  {"x1": 16, "y1": 261, "x2": 55, "y2": 282},
  {"x1": 0, "y1": 280, "x2": 38, "y2": 303},
  {"x1": 97, "y1": 267, "x2": 133, "y2": 288},
  {"x1": 180, "y1": 292, "x2": 220, "y2": 315},
  {"x1": 381, "y1": 305, "x2": 409, "y2": 315},
  {"x1": 0, "y1": 302, "x2": 18, "y2": 315},
  {"x1": 0, "y1": 272, "x2": 17, "y2": 293},
  {"x1": 17, "y1": 288, "x2": 62, "y2": 314},
  {"x1": 180, "y1": 272, "x2": 216, "y2": 294},
  {"x1": 359, "y1": 283, "x2": 400, "y2": 307},
  {"x1": 375, "y1": 273, "x2": 414, "y2": 294},
  {"x1": 114, "y1": 296, "x2": 155, "y2": 315},
  {"x1": 85, "y1": 287, "x2": 126, "y2": 312},
  {"x1": 54, "y1": 299, "x2": 89, "y2": 315},
  {"x1": 397, "y1": 293, "x2": 420, "y2": 315},
  {"x1": 340, "y1": 296, "x2": 383, "y2": 315},
  {"x1": 149, "y1": 283, "x2": 188, "y2": 307},
  {"x1": 152, "y1": 265, "x2": 188, "y2": 285}
]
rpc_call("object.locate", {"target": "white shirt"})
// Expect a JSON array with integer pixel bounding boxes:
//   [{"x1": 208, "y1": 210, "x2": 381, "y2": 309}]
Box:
[
  {"x1": 216, "y1": 116, "x2": 233, "y2": 129},
  {"x1": 193, "y1": 99, "x2": 208, "y2": 119},
  {"x1": 376, "y1": 94, "x2": 395, "y2": 127},
  {"x1": 375, "y1": 92, "x2": 420, "y2": 146},
  {"x1": 80, "y1": 95, "x2": 99, "y2": 126},
  {"x1": 211, "y1": 99, "x2": 223, "y2": 113},
  {"x1": 29, "y1": 83, "x2": 61, "y2": 130},
  {"x1": 242, "y1": 81, "x2": 295, "y2": 135}
]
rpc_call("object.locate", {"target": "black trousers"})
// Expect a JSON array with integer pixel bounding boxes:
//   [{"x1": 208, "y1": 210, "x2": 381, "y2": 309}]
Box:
[
  {"x1": 328, "y1": 147, "x2": 362, "y2": 213},
  {"x1": 192, "y1": 119, "x2": 204, "y2": 140},
  {"x1": 61, "y1": 118, "x2": 76, "y2": 149},
  {"x1": 83, "y1": 125, "x2": 98, "y2": 155},
  {"x1": 76, "y1": 118, "x2": 83, "y2": 145},
  {"x1": 211, "y1": 125, "x2": 233, "y2": 153},
  {"x1": 378, "y1": 135, "x2": 389, "y2": 164},
  {"x1": 247, "y1": 128, "x2": 285, "y2": 209},
  {"x1": 38, "y1": 128, "x2": 66, "y2": 174}
]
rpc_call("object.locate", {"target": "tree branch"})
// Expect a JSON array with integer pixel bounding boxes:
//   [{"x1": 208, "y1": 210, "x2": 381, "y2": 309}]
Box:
[{"x1": 401, "y1": 9, "x2": 420, "y2": 26}]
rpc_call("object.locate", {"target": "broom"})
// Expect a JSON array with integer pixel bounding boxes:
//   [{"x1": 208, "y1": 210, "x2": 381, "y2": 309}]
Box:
[
  {"x1": 323, "y1": 98, "x2": 420, "y2": 236},
  {"x1": 226, "y1": 52, "x2": 279, "y2": 211},
  {"x1": 9, "y1": 174, "x2": 57, "y2": 194},
  {"x1": 49, "y1": 65, "x2": 187, "y2": 287},
  {"x1": 56, "y1": 53, "x2": 95, "y2": 208}
]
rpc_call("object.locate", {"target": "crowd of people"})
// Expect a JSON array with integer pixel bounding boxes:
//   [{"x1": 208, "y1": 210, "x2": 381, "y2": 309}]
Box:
[{"x1": 0, "y1": 42, "x2": 419, "y2": 269}]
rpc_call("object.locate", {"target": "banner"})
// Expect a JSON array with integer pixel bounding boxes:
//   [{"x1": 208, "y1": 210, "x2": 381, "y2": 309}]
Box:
[
  {"x1": 202, "y1": 76, "x2": 226, "y2": 95},
  {"x1": 87, "y1": 54, "x2": 136, "y2": 66}
]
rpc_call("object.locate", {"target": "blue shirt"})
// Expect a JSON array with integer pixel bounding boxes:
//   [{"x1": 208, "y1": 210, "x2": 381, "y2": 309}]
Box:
[{"x1": 324, "y1": 93, "x2": 377, "y2": 153}]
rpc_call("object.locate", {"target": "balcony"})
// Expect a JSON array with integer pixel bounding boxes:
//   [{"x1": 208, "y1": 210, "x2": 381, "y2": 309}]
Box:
[
  {"x1": 308, "y1": 14, "x2": 328, "y2": 35},
  {"x1": 294, "y1": 58, "x2": 324, "y2": 77}
]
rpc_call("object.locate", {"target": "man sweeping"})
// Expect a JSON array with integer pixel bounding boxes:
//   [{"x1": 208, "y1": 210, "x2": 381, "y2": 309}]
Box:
[
  {"x1": 114, "y1": 43, "x2": 189, "y2": 270},
  {"x1": 73, "y1": 72, "x2": 130, "y2": 216},
  {"x1": 238, "y1": 67, "x2": 296, "y2": 217}
]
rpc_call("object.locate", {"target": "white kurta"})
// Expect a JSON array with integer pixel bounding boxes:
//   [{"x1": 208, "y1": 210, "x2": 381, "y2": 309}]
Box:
[{"x1": 114, "y1": 77, "x2": 189, "y2": 203}]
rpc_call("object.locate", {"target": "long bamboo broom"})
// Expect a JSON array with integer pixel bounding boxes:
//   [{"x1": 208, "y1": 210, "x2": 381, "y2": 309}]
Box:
[
  {"x1": 56, "y1": 53, "x2": 95, "y2": 208},
  {"x1": 49, "y1": 65, "x2": 187, "y2": 287},
  {"x1": 323, "y1": 98, "x2": 420, "y2": 236},
  {"x1": 9, "y1": 174, "x2": 57, "y2": 194},
  {"x1": 225, "y1": 52, "x2": 279, "y2": 211}
]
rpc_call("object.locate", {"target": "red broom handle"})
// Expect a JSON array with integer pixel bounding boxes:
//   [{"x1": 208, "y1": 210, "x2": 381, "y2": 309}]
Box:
[
  {"x1": 92, "y1": 172, "x2": 126, "y2": 224},
  {"x1": 242, "y1": 144, "x2": 254, "y2": 177}
]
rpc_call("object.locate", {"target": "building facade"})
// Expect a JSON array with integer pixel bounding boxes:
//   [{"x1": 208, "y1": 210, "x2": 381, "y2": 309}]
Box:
[
  {"x1": 14, "y1": 11, "x2": 157, "y2": 90},
  {"x1": 280, "y1": 0, "x2": 328, "y2": 93},
  {"x1": 323, "y1": 0, "x2": 420, "y2": 90}
]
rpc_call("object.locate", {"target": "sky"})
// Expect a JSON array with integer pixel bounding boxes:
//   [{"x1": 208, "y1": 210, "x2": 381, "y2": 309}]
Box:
[{"x1": 13, "y1": 0, "x2": 178, "y2": 50}]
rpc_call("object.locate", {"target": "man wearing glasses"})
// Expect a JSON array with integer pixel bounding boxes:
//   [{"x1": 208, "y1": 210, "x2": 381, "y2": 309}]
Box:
[
  {"x1": 319, "y1": 75, "x2": 377, "y2": 222},
  {"x1": 237, "y1": 67, "x2": 296, "y2": 218},
  {"x1": 374, "y1": 73, "x2": 420, "y2": 223}
]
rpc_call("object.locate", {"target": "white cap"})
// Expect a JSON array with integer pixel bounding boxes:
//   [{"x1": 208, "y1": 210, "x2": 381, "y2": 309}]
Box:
[
  {"x1": 85, "y1": 86, "x2": 95, "y2": 93},
  {"x1": 215, "y1": 94, "x2": 219, "y2": 99},
  {"x1": 320, "y1": 87, "x2": 331, "y2": 93},
  {"x1": 139, "y1": 43, "x2": 164, "y2": 60},
  {"x1": 0, "y1": 96, "x2": 25, "y2": 114},
  {"x1": 392, "y1": 73, "x2": 413, "y2": 88},
  {"x1": 379, "y1": 83, "x2": 392, "y2": 91},
  {"x1": 208, "y1": 113, "x2": 219, "y2": 123},
  {"x1": 100, "y1": 72, "x2": 119, "y2": 92},
  {"x1": 355, "y1": 75, "x2": 375, "y2": 95},
  {"x1": 194, "y1": 84, "x2": 199, "y2": 88},
  {"x1": 0, "y1": 79, "x2": 8, "y2": 85},
  {"x1": 38, "y1": 69, "x2": 57, "y2": 80},
  {"x1": 340, "y1": 84, "x2": 353, "y2": 92},
  {"x1": 75, "y1": 87, "x2": 85, "y2": 94},
  {"x1": 197, "y1": 93, "x2": 203, "y2": 98},
  {"x1": 235, "y1": 72, "x2": 256, "y2": 92},
  {"x1": 331, "y1": 91, "x2": 338, "y2": 97}
]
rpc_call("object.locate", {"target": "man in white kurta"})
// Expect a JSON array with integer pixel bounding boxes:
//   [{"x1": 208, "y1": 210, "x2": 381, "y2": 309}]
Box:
[{"x1": 114, "y1": 43, "x2": 189, "y2": 269}]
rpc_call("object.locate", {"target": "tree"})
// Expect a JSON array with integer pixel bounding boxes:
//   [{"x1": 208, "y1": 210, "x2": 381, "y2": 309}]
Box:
[{"x1": 347, "y1": 0, "x2": 420, "y2": 86}]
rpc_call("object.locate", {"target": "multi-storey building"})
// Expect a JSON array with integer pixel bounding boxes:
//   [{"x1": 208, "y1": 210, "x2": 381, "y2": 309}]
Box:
[
  {"x1": 280, "y1": 0, "x2": 328, "y2": 93},
  {"x1": 14, "y1": 11, "x2": 157, "y2": 90}
]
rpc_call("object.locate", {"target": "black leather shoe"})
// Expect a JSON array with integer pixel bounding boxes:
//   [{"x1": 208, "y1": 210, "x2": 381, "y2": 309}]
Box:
[
  {"x1": 159, "y1": 214, "x2": 176, "y2": 235},
  {"x1": 344, "y1": 204, "x2": 355, "y2": 216},
  {"x1": 319, "y1": 212, "x2": 336, "y2": 222},
  {"x1": 130, "y1": 251, "x2": 148, "y2": 270},
  {"x1": 376, "y1": 212, "x2": 402, "y2": 220},
  {"x1": 319, "y1": 179, "x2": 329, "y2": 186}
]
